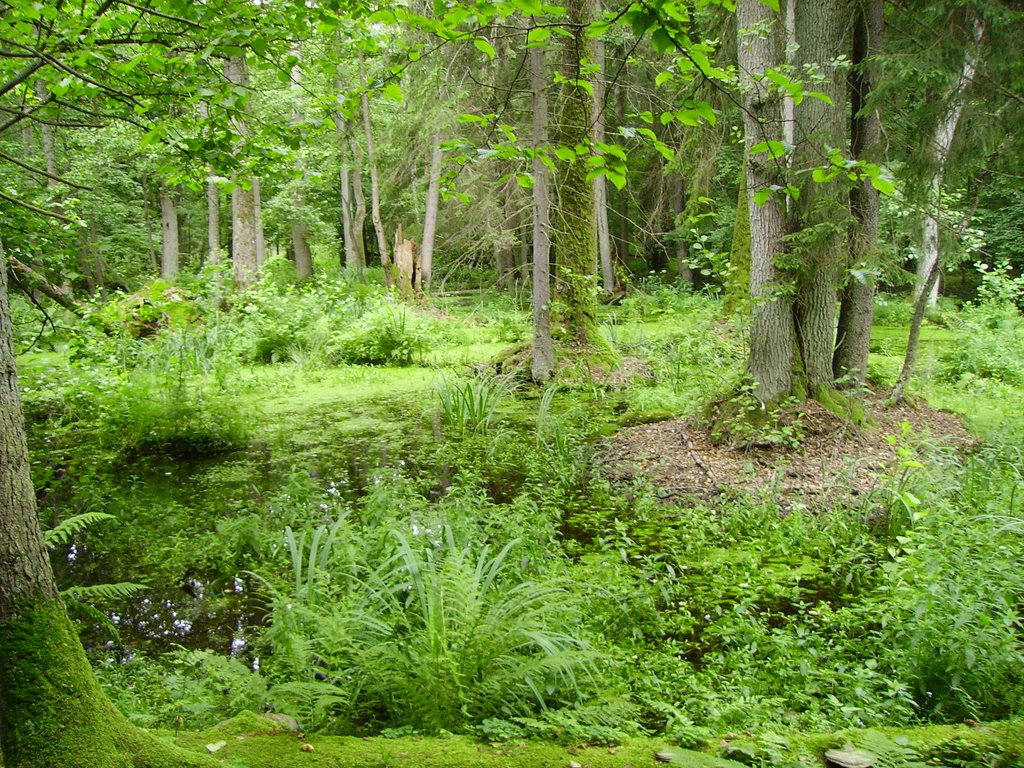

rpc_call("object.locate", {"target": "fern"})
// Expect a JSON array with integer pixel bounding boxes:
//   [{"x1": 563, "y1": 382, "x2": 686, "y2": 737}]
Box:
[
  {"x1": 44, "y1": 512, "x2": 117, "y2": 546},
  {"x1": 63, "y1": 582, "x2": 148, "y2": 601},
  {"x1": 853, "y1": 731, "x2": 927, "y2": 768}
]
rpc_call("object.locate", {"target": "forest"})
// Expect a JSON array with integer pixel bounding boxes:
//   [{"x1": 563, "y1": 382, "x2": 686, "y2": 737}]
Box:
[{"x1": 1, "y1": 0, "x2": 1024, "y2": 766}]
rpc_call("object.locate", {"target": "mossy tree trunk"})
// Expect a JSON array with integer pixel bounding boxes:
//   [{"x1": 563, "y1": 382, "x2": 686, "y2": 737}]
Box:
[
  {"x1": 553, "y1": 0, "x2": 598, "y2": 346},
  {"x1": 0, "y1": 237, "x2": 215, "y2": 768}
]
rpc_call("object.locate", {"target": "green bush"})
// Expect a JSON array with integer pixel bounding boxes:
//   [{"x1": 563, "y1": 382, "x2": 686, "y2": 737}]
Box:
[
  {"x1": 329, "y1": 305, "x2": 427, "y2": 366},
  {"x1": 258, "y1": 518, "x2": 599, "y2": 733}
]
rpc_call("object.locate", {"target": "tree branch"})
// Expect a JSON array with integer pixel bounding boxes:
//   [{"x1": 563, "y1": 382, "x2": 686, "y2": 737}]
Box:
[{"x1": 7, "y1": 257, "x2": 83, "y2": 316}]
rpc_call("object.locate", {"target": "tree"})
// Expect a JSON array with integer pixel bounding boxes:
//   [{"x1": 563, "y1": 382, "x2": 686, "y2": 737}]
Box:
[
  {"x1": 833, "y1": 0, "x2": 883, "y2": 386},
  {"x1": 552, "y1": 0, "x2": 598, "y2": 345},
  {"x1": 0, "y1": 238, "x2": 215, "y2": 767},
  {"x1": 737, "y1": 0, "x2": 793, "y2": 403},
  {"x1": 530, "y1": 39, "x2": 555, "y2": 381}
]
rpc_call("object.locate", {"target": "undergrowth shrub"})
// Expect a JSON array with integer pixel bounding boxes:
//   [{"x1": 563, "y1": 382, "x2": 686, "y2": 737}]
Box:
[
  {"x1": 937, "y1": 301, "x2": 1024, "y2": 386},
  {"x1": 435, "y1": 373, "x2": 513, "y2": 435},
  {"x1": 257, "y1": 514, "x2": 600, "y2": 733},
  {"x1": 329, "y1": 305, "x2": 427, "y2": 365}
]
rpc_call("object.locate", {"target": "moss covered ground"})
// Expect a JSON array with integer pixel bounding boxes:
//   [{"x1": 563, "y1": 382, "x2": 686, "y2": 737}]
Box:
[{"x1": 160, "y1": 713, "x2": 1024, "y2": 768}]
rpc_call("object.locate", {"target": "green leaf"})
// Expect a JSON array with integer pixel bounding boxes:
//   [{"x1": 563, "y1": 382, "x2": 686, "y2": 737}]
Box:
[
  {"x1": 45, "y1": 513, "x2": 117, "y2": 546},
  {"x1": 516, "y1": 172, "x2": 535, "y2": 189},
  {"x1": 753, "y1": 188, "x2": 773, "y2": 206},
  {"x1": 870, "y1": 175, "x2": 895, "y2": 195},
  {"x1": 750, "y1": 140, "x2": 788, "y2": 159},
  {"x1": 474, "y1": 38, "x2": 496, "y2": 59},
  {"x1": 655, "y1": 71, "x2": 674, "y2": 88},
  {"x1": 553, "y1": 146, "x2": 576, "y2": 163},
  {"x1": 383, "y1": 82, "x2": 403, "y2": 103}
]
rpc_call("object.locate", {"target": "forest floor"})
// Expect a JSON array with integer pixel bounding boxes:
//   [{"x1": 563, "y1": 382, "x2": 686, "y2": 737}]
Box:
[
  {"x1": 165, "y1": 711, "x2": 1024, "y2": 768},
  {"x1": 604, "y1": 392, "x2": 975, "y2": 508}
]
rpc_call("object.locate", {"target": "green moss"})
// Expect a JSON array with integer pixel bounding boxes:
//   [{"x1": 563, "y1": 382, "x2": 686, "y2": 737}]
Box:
[
  {"x1": 206, "y1": 711, "x2": 292, "y2": 737},
  {"x1": 0, "y1": 597, "x2": 217, "y2": 768},
  {"x1": 160, "y1": 722, "x2": 1024, "y2": 768}
]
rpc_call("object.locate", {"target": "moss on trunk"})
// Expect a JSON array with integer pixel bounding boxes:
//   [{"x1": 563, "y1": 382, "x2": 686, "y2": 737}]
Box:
[{"x1": 0, "y1": 598, "x2": 216, "y2": 768}]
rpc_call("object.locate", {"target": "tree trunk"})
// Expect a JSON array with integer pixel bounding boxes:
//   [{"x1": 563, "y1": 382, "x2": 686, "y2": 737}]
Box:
[
  {"x1": 290, "y1": 53, "x2": 313, "y2": 282},
  {"x1": 253, "y1": 176, "x2": 266, "y2": 269},
  {"x1": 159, "y1": 186, "x2": 179, "y2": 280},
  {"x1": 790, "y1": 0, "x2": 848, "y2": 397},
  {"x1": 420, "y1": 130, "x2": 443, "y2": 292},
  {"x1": 332, "y1": 82, "x2": 365, "y2": 277},
  {"x1": 892, "y1": 255, "x2": 941, "y2": 403},
  {"x1": 738, "y1": 0, "x2": 794, "y2": 403},
  {"x1": 553, "y1": 0, "x2": 597, "y2": 345},
  {"x1": 614, "y1": 69, "x2": 630, "y2": 266},
  {"x1": 914, "y1": 14, "x2": 984, "y2": 308},
  {"x1": 199, "y1": 101, "x2": 220, "y2": 267},
  {"x1": 360, "y1": 57, "x2": 391, "y2": 282},
  {"x1": 350, "y1": 134, "x2": 369, "y2": 274},
  {"x1": 0, "y1": 237, "x2": 216, "y2": 768},
  {"x1": 592, "y1": 35, "x2": 615, "y2": 293},
  {"x1": 834, "y1": 0, "x2": 883, "y2": 385},
  {"x1": 232, "y1": 182, "x2": 258, "y2": 288},
  {"x1": 224, "y1": 56, "x2": 260, "y2": 289},
  {"x1": 530, "y1": 42, "x2": 555, "y2": 382},
  {"x1": 670, "y1": 174, "x2": 693, "y2": 284},
  {"x1": 34, "y1": 80, "x2": 57, "y2": 188}
]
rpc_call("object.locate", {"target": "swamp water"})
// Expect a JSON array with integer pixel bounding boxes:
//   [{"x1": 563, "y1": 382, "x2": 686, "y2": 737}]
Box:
[{"x1": 45, "y1": 390, "x2": 540, "y2": 657}]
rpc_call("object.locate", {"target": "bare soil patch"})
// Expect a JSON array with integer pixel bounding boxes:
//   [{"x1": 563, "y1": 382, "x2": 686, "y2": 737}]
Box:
[{"x1": 604, "y1": 395, "x2": 974, "y2": 507}]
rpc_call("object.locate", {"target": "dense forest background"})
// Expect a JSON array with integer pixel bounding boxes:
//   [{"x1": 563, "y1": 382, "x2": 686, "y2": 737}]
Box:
[{"x1": 2, "y1": 0, "x2": 1024, "y2": 766}]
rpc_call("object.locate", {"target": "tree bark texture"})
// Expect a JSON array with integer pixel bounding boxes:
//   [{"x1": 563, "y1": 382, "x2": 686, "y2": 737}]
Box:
[
  {"x1": 199, "y1": 101, "x2": 220, "y2": 266},
  {"x1": 530, "y1": 43, "x2": 555, "y2": 382},
  {"x1": 834, "y1": 0, "x2": 883, "y2": 385},
  {"x1": 790, "y1": 0, "x2": 849, "y2": 396},
  {"x1": 290, "y1": 54, "x2": 313, "y2": 282},
  {"x1": 914, "y1": 14, "x2": 984, "y2": 308},
  {"x1": 1, "y1": 237, "x2": 216, "y2": 768},
  {"x1": 738, "y1": 0, "x2": 794, "y2": 403},
  {"x1": 350, "y1": 134, "x2": 369, "y2": 273},
  {"x1": 420, "y1": 131, "x2": 443, "y2": 291},
  {"x1": 592, "y1": 35, "x2": 615, "y2": 293},
  {"x1": 34, "y1": 80, "x2": 57, "y2": 188},
  {"x1": 360, "y1": 58, "x2": 391, "y2": 282},
  {"x1": 224, "y1": 56, "x2": 260, "y2": 289},
  {"x1": 553, "y1": 0, "x2": 598, "y2": 345},
  {"x1": 159, "y1": 186, "x2": 179, "y2": 280}
]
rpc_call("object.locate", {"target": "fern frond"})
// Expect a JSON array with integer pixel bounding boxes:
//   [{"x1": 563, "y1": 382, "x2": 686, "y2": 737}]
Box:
[
  {"x1": 44, "y1": 512, "x2": 117, "y2": 546},
  {"x1": 63, "y1": 581, "x2": 148, "y2": 601}
]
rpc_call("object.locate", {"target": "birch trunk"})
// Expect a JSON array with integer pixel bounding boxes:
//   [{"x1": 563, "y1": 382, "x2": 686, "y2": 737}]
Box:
[
  {"x1": 420, "y1": 131, "x2": 443, "y2": 291},
  {"x1": 914, "y1": 15, "x2": 984, "y2": 307}
]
